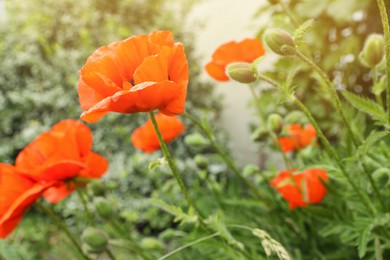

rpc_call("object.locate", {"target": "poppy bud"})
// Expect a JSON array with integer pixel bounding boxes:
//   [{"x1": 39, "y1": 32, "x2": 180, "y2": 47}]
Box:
[
  {"x1": 226, "y1": 62, "x2": 258, "y2": 84},
  {"x1": 360, "y1": 34, "x2": 385, "y2": 68},
  {"x1": 267, "y1": 114, "x2": 283, "y2": 134},
  {"x1": 184, "y1": 133, "x2": 209, "y2": 148},
  {"x1": 194, "y1": 154, "x2": 208, "y2": 170},
  {"x1": 81, "y1": 227, "x2": 108, "y2": 253},
  {"x1": 141, "y1": 237, "x2": 162, "y2": 249},
  {"x1": 94, "y1": 197, "x2": 114, "y2": 219},
  {"x1": 87, "y1": 181, "x2": 106, "y2": 196},
  {"x1": 264, "y1": 29, "x2": 296, "y2": 56},
  {"x1": 251, "y1": 127, "x2": 269, "y2": 142},
  {"x1": 284, "y1": 110, "x2": 307, "y2": 124}
]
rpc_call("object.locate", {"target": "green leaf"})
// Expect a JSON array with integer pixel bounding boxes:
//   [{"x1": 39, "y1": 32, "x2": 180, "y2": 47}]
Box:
[
  {"x1": 148, "y1": 157, "x2": 168, "y2": 171},
  {"x1": 149, "y1": 199, "x2": 198, "y2": 224},
  {"x1": 341, "y1": 90, "x2": 388, "y2": 125},
  {"x1": 357, "y1": 131, "x2": 388, "y2": 156},
  {"x1": 205, "y1": 211, "x2": 244, "y2": 251},
  {"x1": 358, "y1": 226, "x2": 371, "y2": 258},
  {"x1": 293, "y1": 19, "x2": 315, "y2": 42}
]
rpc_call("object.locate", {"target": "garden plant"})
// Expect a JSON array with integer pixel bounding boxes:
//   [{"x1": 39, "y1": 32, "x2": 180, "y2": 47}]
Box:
[{"x1": 1, "y1": 0, "x2": 390, "y2": 259}]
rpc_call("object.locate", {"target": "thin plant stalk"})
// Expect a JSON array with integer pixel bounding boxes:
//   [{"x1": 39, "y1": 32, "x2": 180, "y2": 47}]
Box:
[
  {"x1": 294, "y1": 49, "x2": 360, "y2": 147},
  {"x1": 149, "y1": 112, "x2": 253, "y2": 259},
  {"x1": 158, "y1": 232, "x2": 219, "y2": 260},
  {"x1": 248, "y1": 84, "x2": 295, "y2": 169},
  {"x1": 256, "y1": 74, "x2": 376, "y2": 214},
  {"x1": 148, "y1": 112, "x2": 196, "y2": 212},
  {"x1": 293, "y1": 51, "x2": 386, "y2": 210},
  {"x1": 183, "y1": 112, "x2": 271, "y2": 205},
  {"x1": 376, "y1": 0, "x2": 390, "y2": 121},
  {"x1": 36, "y1": 202, "x2": 90, "y2": 260},
  {"x1": 75, "y1": 186, "x2": 95, "y2": 227}
]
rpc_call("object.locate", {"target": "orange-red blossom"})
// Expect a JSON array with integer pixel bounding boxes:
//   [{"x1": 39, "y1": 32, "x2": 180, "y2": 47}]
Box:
[
  {"x1": 270, "y1": 168, "x2": 328, "y2": 209},
  {"x1": 78, "y1": 30, "x2": 189, "y2": 123},
  {"x1": 131, "y1": 113, "x2": 185, "y2": 153},
  {"x1": 278, "y1": 124, "x2": 317, "y2": 153},
  {"x1": 205, "y1": 38, "x2": 265, "y2": 81},
  {"x1": 0, "y1": 120, "x2": 108, "y2": 238}
]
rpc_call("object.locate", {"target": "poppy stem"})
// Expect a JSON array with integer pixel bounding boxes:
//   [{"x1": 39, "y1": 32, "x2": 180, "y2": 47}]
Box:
[
  {"x1": 256, "y1": 74, "x2": 377, "y2": 214},
  {"x1": 294, "y1": 49, "x2": 360, "y2": 148},
  {"x1": 75, "y1": 186, "x2": 95, "y2": 227},
  {"x1": 36, "y1": 202, "x2": 90, "y2": 260},
  {"x1": 183, "y1": 112, "x2": 272, "y2": 206},
  {"x1": 148, "y1": 111, "x2": 196, "y2": 212},
  {"x1": 276, "y1": 0, "x2": 299, "y2": 28},
  {"x1": 295, "y1": 50, "x2": 387, "y2": 211},
  {"x1": 376, "y1": 0, "x2": 390, "y2": 123}
]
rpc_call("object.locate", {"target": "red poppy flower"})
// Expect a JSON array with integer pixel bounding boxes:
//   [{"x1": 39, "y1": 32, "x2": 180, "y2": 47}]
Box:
[
  {"x1": 131, "y1": 113, "x2": 185, "y2": 153},
  {"x1": 278, "y1": 124, "x2": 317, "y2": 153},
  {"x1": 0, "y1": 164, "x2": 53, "y2": 238},
  {"x1": 78, "y1": 30, "x2": 189, "y2": 123},
  {"x1": 205, "y1": 38, "x2": 265, "y2": 81},
  {"x1": 15, "y1": 119, "x2": 108, "y2": 203},
  {"x1": 270, "y1": 168, "x2": 328, "y2": 209}
]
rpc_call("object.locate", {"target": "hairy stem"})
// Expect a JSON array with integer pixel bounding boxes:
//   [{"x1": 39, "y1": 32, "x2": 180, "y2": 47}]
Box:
[
  {"x1": 257, "y1": 74, "x2": 376, "y2": 214},
  {"x1": 37, "y1": 202, "x2": 90, "y2": 260},
  {"x1": 376, "y1": 0, "x2": 390, "y2": 121}
]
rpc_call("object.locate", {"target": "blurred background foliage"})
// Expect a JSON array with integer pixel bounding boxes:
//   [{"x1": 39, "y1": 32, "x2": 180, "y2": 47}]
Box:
[{"x1": 2, "y1": 0, "x2": 390, "y2": 259}]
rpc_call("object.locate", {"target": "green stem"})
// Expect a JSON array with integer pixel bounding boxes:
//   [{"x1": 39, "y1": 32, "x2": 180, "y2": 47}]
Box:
[
  {"x1": 183, "y1": 112, "x2": 271, "y2": 206},
  {"x1": 372, "y1": 67, "x2": 384, "y2": 107},
  {"x1": 158, "y1": 232, "x2": 219, "y2": 260},
  {"x1": 150, "y1": 112, "x2": 252, "y2": 259},
  {"x1": 110, "y1": 220, "x2": 149, "y2": 259},
  {"x1": 277, "y1": 0, "x2": 299, "y2": 28},
  {"x1": 105, "y1": 249, "x2": 116, "y2": 260},
  {"x1": 375, "y1": 236, "x2": 383, "y2": 260},
  {"x1": 75, "y1": 186, "x2": 95, "y2": 226},
  {"x1": 248, "y1": 84, "x2": 295, "y2": 169},
  {"x1": 36, "y1": 202, "x2": 90, "y2": 260},
  {"x1": 376, "y1": 0, "x2": 390, "y2": 121},
  {"x1": 148, "y1": 112, "x2": 196, "y2": 212},
  {"x1": 295, "y1": 49, "x2": 360, "y2": 147},
  {"x1": 257, "y1": 74, "x2": 376, "y2": 214},
  {"x1": 295, "y1": 51, "x2": 387, "y2": 209}
]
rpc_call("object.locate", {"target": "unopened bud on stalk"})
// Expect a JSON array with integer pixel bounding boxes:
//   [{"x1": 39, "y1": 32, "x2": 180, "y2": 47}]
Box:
[
  {"x1": 184, "y1": 133, "x2": 209, "y2": 148},
  {"x1": 264, "y1": 29, "x2": 296, "y2": 56},
  {"x1": 251, "y1": 127, "x2": 269, "y2": 142},
  {"x1": 226, "y1": 62, "x2": 258, "y2": 84},
  {"x1": 194, "y1": 154, "x2": 208, "y2": 170},
  {"x1": 360, "y1": 34, "x2": 385, "y2": 68},
  {"x1": 267, "y1": 114, "x2": 283, "y2": 134},
  {"x1": 81, "y1": 227, "x2": 108, "y2": 253},
  {"x1": 94, "y1": 197, "x2": 114, "y2": 219}
]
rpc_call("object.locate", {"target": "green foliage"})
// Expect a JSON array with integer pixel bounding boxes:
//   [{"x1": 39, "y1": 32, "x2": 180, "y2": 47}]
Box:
[{"x1": 341, "y1": 90, "x2": 388, "y2": 126}]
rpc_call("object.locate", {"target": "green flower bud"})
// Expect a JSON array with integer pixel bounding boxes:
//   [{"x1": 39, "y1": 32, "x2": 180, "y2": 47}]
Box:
[
  {"x1": 94, "y1": 197, "x2": 114, "y2": 219},
  {"x1": 226, "y1": 62, "x2": 258, "y2": 84},
  {"x1": 267, "y1": 113, "x2": 283, "y2": 134},
  {"x1": 81, "y1": 227, "x2": 108, "y2": 253},
  {"x1": 87, "y1": 181, "x2": 105, "y2": 196},
  {"x1": 184, "y1": 133, "x2": 209, "y2": 148},
  {"x1": 141, "y1": 237, "x2": 162, "y2": 249},
  {"x1": 264, "y1": 29, "x2": 296, "y2": 56},
  {"x1": 284, "y1": 110, "x2": 307, "y2": 124},
  {"x1": 360, "y1": 34, "x2": 385, "y2": 68},
  {"x1": 194, "y1": 154, "x2": 208, "y2": 169},
  {"x1": 251, "y1": 127, "x2": 269, "y2": 142}
]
